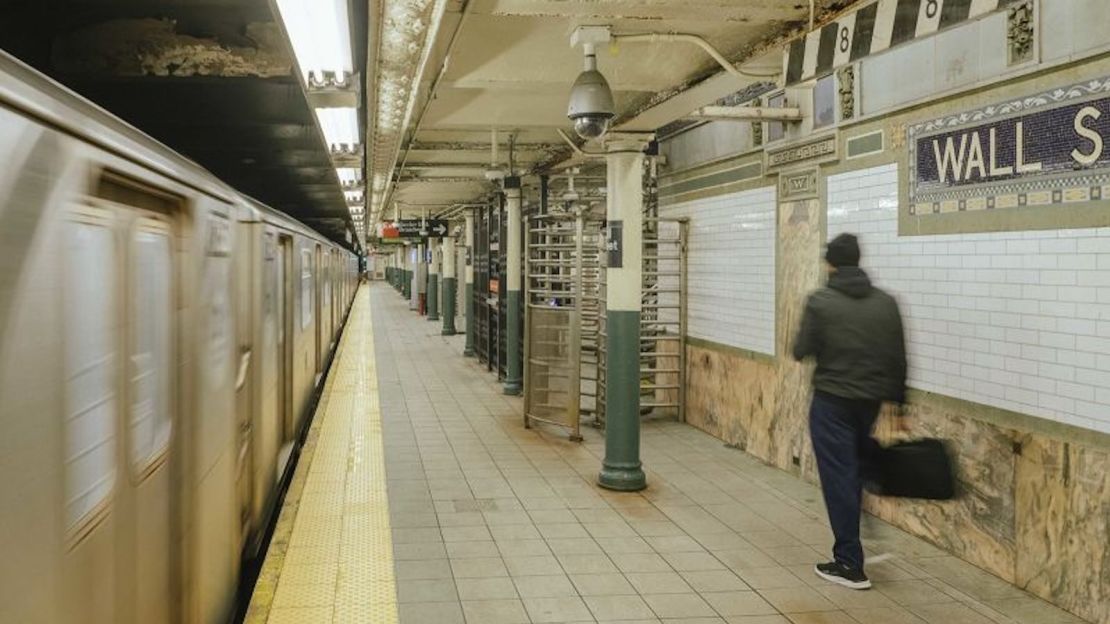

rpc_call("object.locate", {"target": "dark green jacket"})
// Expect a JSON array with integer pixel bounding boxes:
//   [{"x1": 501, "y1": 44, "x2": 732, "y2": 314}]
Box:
[{"x1": 793, "y1": 267, "x2": 907, "y2": 404}]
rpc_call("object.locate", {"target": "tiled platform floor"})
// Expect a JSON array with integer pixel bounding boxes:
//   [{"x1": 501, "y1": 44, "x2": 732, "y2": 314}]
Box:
[{"x1": 253, "y1": 283, "x2": 1090, "y2": 624}]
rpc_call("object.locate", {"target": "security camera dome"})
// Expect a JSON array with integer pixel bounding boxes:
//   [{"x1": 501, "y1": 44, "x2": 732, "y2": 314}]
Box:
[
  {"x1": 572, "y1": 115, "x2": 610, "y2": 140},
  {"x1": 567, "y1": 57, "x2": 615, "y2": 140}
]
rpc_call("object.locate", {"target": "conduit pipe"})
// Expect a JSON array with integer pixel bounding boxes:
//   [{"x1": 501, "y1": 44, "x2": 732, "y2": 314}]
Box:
[
  {"x1": 610, "y1": 32, "x2": 781, "y2": 80},
  {"x1": 686, "y1": 105, "x2": 803, "y2": 121}
]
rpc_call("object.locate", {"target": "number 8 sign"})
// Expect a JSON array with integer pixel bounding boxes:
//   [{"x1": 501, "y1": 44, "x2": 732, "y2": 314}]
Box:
[{"x1": 832, "y1": 12, "x2": 856, "y2": 69}]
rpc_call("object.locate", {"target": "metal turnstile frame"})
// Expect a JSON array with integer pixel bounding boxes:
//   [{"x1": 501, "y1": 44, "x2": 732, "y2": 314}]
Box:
[
  {"x1": 596, "y1": 217, "x2": 689, "y2": 426},
  {"x1": 524, "y1": 210, "x2": 601, "y2": 441}
]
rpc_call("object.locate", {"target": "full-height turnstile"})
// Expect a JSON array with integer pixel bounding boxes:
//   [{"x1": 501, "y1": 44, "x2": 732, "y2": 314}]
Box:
[
  {"x1": 523, "y1": 210, "x2": 603, "y2": 440},
  {"x1": 596, "y1": 216, "x2": 688, "y2": 427}
]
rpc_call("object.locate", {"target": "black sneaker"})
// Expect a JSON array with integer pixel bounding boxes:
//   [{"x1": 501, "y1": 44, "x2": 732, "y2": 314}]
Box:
[{"x1": 814, "y1": 561, "x2": 872, "y2": 590}]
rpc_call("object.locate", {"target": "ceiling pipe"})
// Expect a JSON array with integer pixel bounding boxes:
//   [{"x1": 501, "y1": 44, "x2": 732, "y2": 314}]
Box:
[
  {"x1": 435, "y1": 202, "x2": 486, "y2": 220},
  {"x1": 610, "y1": 32, "x2": 781, "y2": 80},
  {"x1": 490, "y1": 127, "x2": 499, "y2": 167},
  {"x1": 686, "y1": 105, "x2": 803, "y2": 121}
]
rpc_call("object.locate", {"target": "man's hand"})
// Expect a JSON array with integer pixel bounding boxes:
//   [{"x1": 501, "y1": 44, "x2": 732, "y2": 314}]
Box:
[
  {"x1": 884, "y1": 403, "x2": 911, "y2": 432},
  {"x1": 895, "y1": 404, "x2": 911, "y2": 432}
]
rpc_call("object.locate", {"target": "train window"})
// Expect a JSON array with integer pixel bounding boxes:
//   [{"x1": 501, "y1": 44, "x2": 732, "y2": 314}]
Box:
[
  {"x1": 64, "y1": 214, "x2": 117, "y2": 537},
  {"x1": 301, "y1": 248, "x2": 313, "y2": 328},
  {"x1": 128, "y1": 221, "x2": 173, "y2": 475},
  {"x1": 96, "y1": 175, "x2": 178, "y2": 215}
]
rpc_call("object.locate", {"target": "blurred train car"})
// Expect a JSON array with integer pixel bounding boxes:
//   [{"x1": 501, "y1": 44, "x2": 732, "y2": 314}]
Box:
[{"x1": 0, "y1": 50, "x2": 358, "y2": 624}]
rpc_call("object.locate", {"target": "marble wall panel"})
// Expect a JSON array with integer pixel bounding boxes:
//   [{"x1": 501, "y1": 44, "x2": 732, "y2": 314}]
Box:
[
  {"x1": 773, "y1": 199, "x2": 823, "y2": 481},
  {"x1": 1015, "y1": 436, "x2": 1110, "y2": 624},
  {"x1": 684, "y1": 343, "x2": 776, "y2": 459}
]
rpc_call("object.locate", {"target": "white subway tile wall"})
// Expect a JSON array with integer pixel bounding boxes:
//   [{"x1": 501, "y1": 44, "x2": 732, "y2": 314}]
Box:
[
  {"x1": 828, "y1": 163, "x2": 1110, "y2": 434},
  {"x1": 659, "y1": 186, "x2": 777, "y2": 355}
]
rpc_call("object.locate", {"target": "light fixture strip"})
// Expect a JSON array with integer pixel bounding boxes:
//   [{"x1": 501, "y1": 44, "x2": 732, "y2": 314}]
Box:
[
  {"x1": 315, "y1": 107, "x2": 360, "y2": 150},
  {"x1": 337, "y1": 167, "x2": 362, "y2": 186},
  {"x1": 275, "y1": 0, "x2": 354, "y2": 83}
]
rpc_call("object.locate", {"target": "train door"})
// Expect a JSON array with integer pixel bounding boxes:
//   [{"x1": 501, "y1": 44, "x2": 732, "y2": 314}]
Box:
[
  {"x1": 321, "y1": 251, "x2": 332, "y2": 353},
  {"x1": 333, "y1": 251, "x2": 340, "y2": 336},
  {"x1": 277, "y1": 236, "x2": 294, "y2": 471},
  {"x1": 233, "y1": 220, "x2": 254, "y2": 552},
  {"x1": 330, "y1": 251, "x2": 338, "y2": 339},
  {"x1": 314, "y1": 244, "x2": 324, "y2": 380},
  {"x1": 252, "y1": 230, "x2": 282, "y2": 539},
  {"x1": 62, "y1": 175, "x2": 177, "y2": 624}
]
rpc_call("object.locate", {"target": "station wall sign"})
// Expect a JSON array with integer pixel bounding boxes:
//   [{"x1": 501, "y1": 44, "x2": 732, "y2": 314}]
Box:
[
  {"x1": 382, "y1": 219, "x2": 450, "y2": 239},
  {"x1": 606, "y1": 220, "x2": 623, "y2": 269},
  {"x1": 904, "y1": 75, "x2": 1110, "y2": 235}
]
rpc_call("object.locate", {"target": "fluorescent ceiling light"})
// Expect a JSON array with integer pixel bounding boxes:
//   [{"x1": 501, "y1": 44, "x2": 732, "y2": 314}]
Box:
[
  {"x1": 337, "y1": 168, "x2": 362, "y2": 185},
  {"x1": 275, "y1": 0, "x2": 354, "y2": 83},
  {"x1": 345, "y1": 190, "x2": 364, "y2": 203},
  {"x1": 316, "y1": 107, "x2": 360, "y2": 149}
]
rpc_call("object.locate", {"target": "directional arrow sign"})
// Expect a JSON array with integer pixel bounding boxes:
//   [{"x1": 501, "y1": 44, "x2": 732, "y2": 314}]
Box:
[{"x1": 394, "y1": 219, "x2": 450, "y2": 238}]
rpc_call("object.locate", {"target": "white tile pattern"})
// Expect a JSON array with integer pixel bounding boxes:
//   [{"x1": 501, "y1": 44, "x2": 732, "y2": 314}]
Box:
[
  {"x1": 660, "y1": 186, "x2": 777, "y2": 355},
  {"x1": 828, "y1": 163, "x2": 1110, "y2": 434}
]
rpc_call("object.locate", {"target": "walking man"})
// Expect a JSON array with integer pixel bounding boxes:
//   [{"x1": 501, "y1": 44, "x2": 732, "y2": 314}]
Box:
[{"x1": 793, "y1": 233, "x2": 907, "y2": 590}]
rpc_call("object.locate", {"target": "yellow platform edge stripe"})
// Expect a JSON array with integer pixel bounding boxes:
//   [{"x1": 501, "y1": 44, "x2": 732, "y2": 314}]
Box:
[{"x1": 246, "y1": 286, "x2": 398, "y2": 624}]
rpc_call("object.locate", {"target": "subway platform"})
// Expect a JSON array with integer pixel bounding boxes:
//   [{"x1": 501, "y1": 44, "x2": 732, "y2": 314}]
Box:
[{"x1": 245, "y1": 283, "x2": 1083, "y2": 624}]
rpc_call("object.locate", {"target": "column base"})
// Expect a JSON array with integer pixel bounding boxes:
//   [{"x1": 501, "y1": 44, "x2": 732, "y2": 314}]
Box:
[
  {"x1": 442, "y1": 329, "x2": 457, "y2": 336},
  {"x1": 428, "y1": 314, "x2": 440, "y2": 321},
  {"x1": 502, "y1": 380, "x2": 522, "y2": 396},
  {"x1": 463, "y1": 347, "x2": 476, "y2": 357},
  {"x1": 598, "y1": 462, "x2": 647, "y2": 492}
]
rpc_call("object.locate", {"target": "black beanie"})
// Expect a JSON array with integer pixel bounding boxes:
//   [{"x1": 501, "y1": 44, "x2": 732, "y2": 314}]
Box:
[{"x1": 825, "y1": 233, "x2": 860, "y2": 268}]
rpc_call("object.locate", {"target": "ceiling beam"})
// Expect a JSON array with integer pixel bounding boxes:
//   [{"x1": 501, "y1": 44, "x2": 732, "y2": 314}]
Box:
[{"x1": 408, "y1": 140, "x2": 561, "y2": 152}]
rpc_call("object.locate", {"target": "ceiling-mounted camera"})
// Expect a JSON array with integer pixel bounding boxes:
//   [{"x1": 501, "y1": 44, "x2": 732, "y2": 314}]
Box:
[{"x1": 567, "y1": 38, "x2": 615, "y2": 140}]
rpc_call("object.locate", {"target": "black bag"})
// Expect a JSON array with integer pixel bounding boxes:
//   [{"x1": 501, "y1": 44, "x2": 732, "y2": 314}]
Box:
[{"x1": 871, "y1": 438, "x2": 957, "y2": 500}]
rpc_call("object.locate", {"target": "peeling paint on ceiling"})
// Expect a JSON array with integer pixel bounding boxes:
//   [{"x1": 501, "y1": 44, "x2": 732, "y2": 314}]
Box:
[{"x1": 53, "y1": 18, "x2": 292, "y2": 78}]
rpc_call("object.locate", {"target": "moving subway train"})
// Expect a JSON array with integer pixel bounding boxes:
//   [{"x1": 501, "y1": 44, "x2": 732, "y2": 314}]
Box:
[{"x1": 0, "y1": 52, "x2": 359, "y2": 623}]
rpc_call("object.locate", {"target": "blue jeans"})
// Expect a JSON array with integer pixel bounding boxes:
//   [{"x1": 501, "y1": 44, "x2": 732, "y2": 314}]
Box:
[{"x1": 809, "y1": 391, "x2": 881, "y2": 572}]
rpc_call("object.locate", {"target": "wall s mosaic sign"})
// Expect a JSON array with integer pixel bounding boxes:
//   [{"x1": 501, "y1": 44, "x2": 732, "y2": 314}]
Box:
[{"x1": 904, "y1": 76, "x2": 1110, "y2": 235}]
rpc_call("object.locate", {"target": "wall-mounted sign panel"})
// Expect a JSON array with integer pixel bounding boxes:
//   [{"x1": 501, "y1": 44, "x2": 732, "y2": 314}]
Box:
[
  {"x1": 903, "y1": 75, "x2": 1110, "y2": 235},
  {"x1": 382, "y1": 219, "x2": 449, "y2": 239},
  {"x1": 779, "y1": 168, "x2": 819, "y2": 201},
  {"x1": 606, "y1": 220, "x2": 623, "y2": 269}
]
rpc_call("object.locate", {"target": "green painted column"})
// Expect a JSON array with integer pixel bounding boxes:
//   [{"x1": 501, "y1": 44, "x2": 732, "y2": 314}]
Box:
[
  {"x1": 463, "y1": 211, "x2": 477, "y2": 357},
  {"x1": 402, "y1": 247, "x2": 412, "y2": 299},
  {"x1": 410, "y1": 243, "x2": 423, "y2": 312},
  {"x1": 442, "y1": 232, "x2": 458, "y2": 335},
  {"x1": 394, "y1": 250, "x2": 403, "y2": 291},
  {"x1": 598, "y1": 135, "x2": 649, "y2": 492},
  {"x1": 428, "y1": 238, "x2": 441, "y2": 321},
  {"x1": 503, "y1": 180, "x2": 523, "y2": 396}
]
